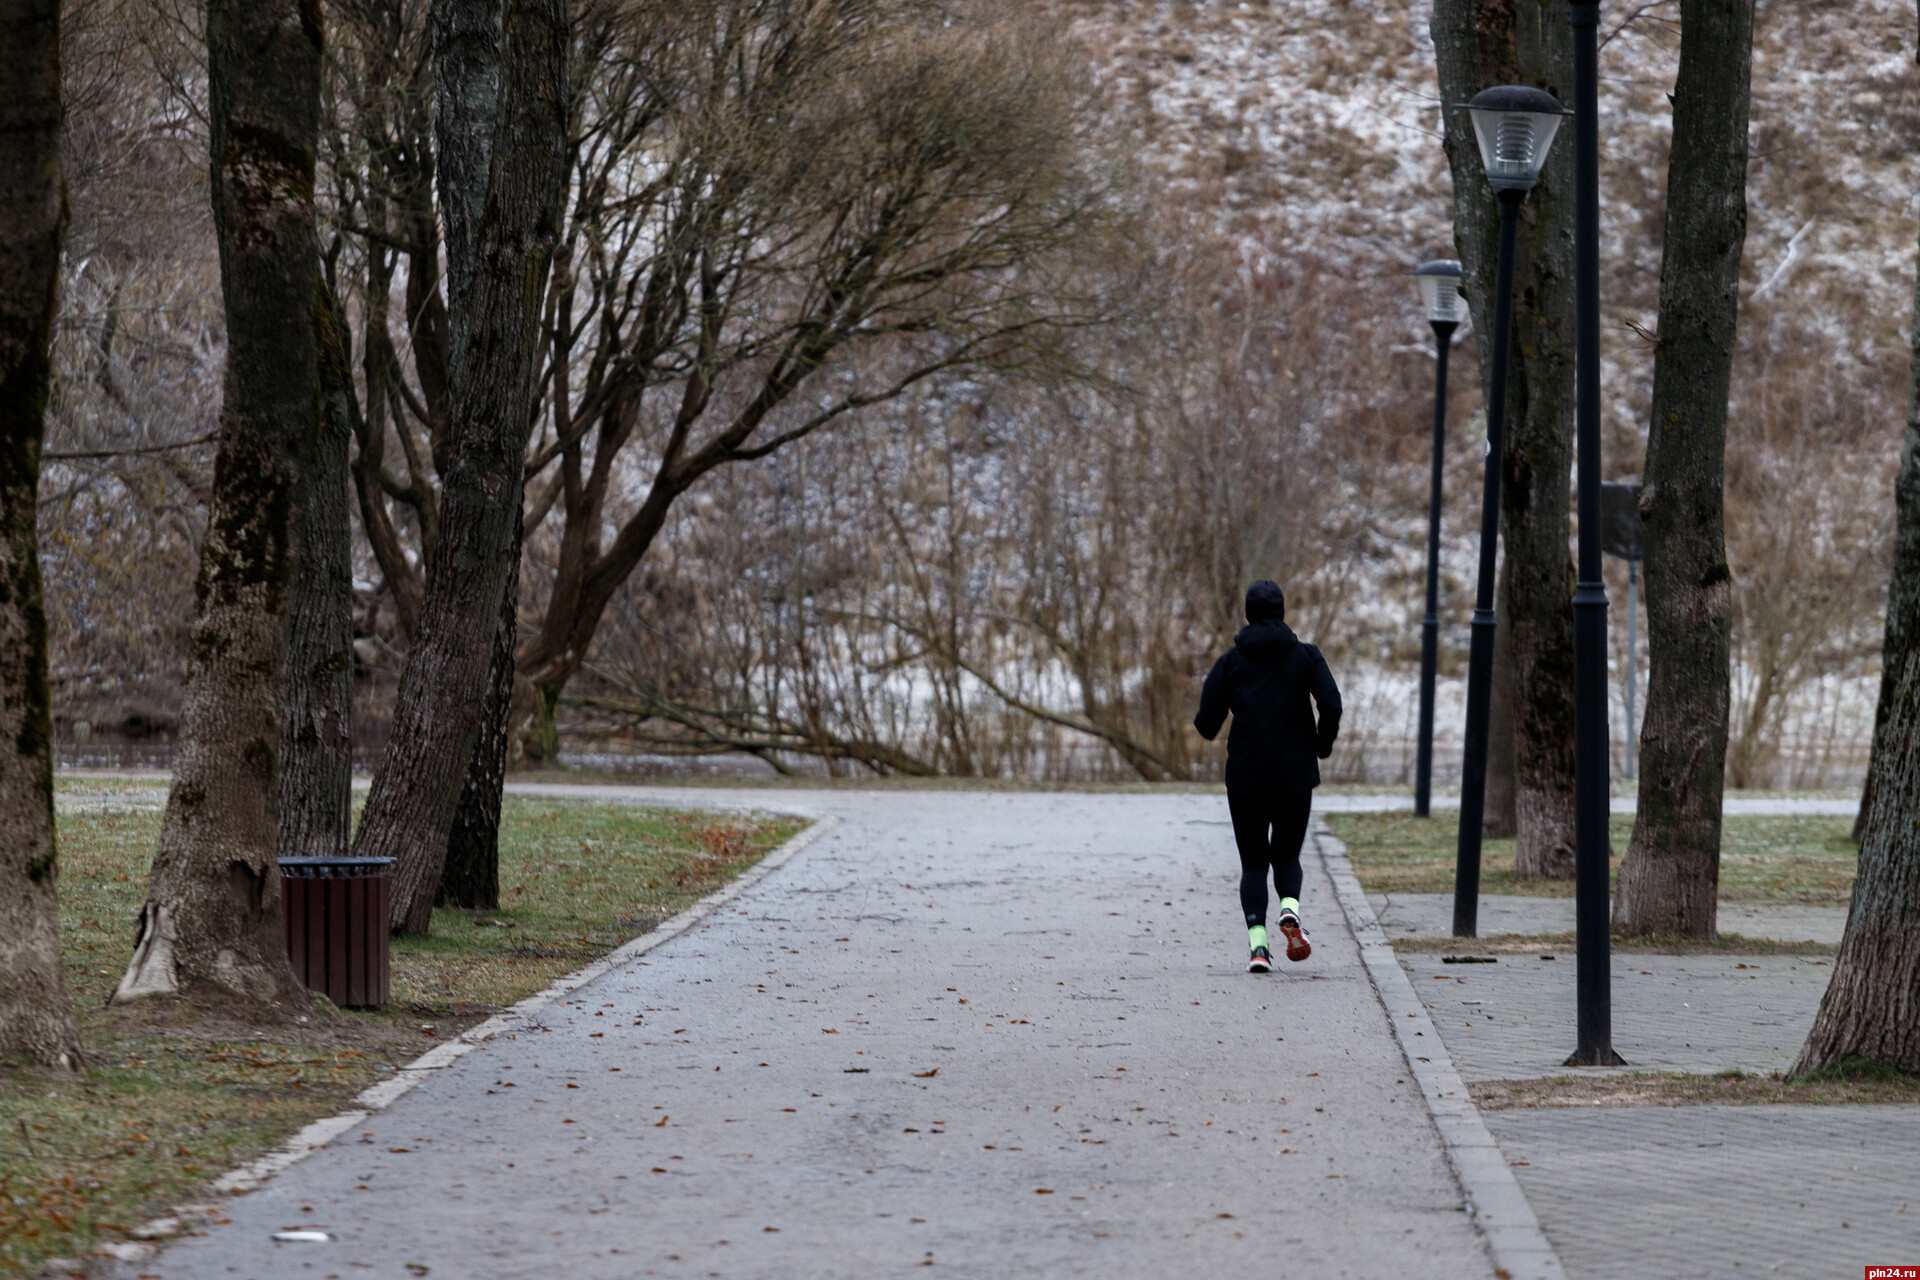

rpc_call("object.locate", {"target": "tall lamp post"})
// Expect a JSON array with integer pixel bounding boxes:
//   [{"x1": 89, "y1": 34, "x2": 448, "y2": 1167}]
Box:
[
  {"x1": 1568, "y1": 0, "x2": 1623, "y2": 1065},
  {"x1": 1411, "y1": 260, "x2": 1464, "y2": 820},
  {"x1": 1451, "y1": 86, "x2": 1568, "y2": 940}
]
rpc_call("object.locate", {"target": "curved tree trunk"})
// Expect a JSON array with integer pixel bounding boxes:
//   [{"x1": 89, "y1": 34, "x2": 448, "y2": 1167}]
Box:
[
  {"x1": 1793, "y1": 647, "x2": 1920, "y2": 1074},
  {"x1": 1793, "y1": 219, "x2": 1920, "y2": 1072},
  {"x1": 1614, "y1": 0, "x2": 1754, "y2": 938},
  {"x1": 1432, "y1": 0, "x2": 1577, "y2": 876},
  {"x1": 278, "y1": 278, "x2": 358, "y2": 863},
  {"x1": 350, "y1": 0, "x2": 568, "y2": 936},
  {"x1": 1852, "y1": 245, "x2": 1920, "y2": 844},
  {"x1": 0, "y1": 0, "x2": 84, "y2": 1070},
  {"x1": 115, "y1": 0, "x2": 318, "y2": 1007}
]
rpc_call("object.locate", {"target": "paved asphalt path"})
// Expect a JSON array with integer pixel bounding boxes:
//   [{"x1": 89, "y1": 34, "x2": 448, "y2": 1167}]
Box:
[{"x1": 115, "y1": 790, "x2": 1495, "y2": 1280}]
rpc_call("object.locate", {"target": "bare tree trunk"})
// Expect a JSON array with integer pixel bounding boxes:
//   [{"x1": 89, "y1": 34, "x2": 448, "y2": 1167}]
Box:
[
  {"x1": 435, "y1": 0, "x2": 518, "y2": 905},
  {"x1": 0, "y1": 0, "x2": 84, "y2": 1070},
  {"x1": 115, "y1": 0, "x2": 318, "y2": 1006},
  {"x1": 1614, "y1": 0, "x2": 1753, "y2": 938},
  {"x1": 1853, "y1": 229, "x2": 1920, "y2": 837},
  {"x1": 441, "y1": 509, "x2": 519, "y2": 910},
  {"x1": 350, "y1": 0, "x2": 568, "y2": 936},
  {"x1": 1796, "y1": 650, "x2": 1920, "y2": 1074},
  {"x1": 1431, "y1": 0, "x2": 1578, "y2": 876},
  {"x1": 1793, "y1": 267, "x2": 1920, "y2": 1073},
  {"x1": 277, "y1": 278, "x2": 357, "y2": 863}
]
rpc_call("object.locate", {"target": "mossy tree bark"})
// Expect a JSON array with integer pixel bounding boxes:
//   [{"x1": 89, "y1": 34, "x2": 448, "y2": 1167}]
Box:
[
  {"x1": 1791, "y1": 224, "x2": 1920, "y2": 1073},
  {"x1": 350, "y1": 0, "x2": 568, "y2": 935},
  {"x1": 1614, "y1": 0, "x2": 1754, "y2": 938},
  {"x1": 116, "y1": 0, "x2": 319, "y2": 1005},
  {"x1": 1431, "y1": 0, "x2": 1577, "y2": 875},
  {"x1": 0, "y1": 0, "x2": 85, "y2": 1070}
]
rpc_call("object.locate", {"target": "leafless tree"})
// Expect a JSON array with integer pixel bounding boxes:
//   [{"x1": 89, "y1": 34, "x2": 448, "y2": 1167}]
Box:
[
  {"x1": 1431, "y1": 0, "x2": 1579, "y2": 877},
  {"x1": 0, "y1": 0, "x2": 86, "y2": 1071},
  {"x1": 349, "y1": 0, "x2": 570, "y2": 935},
  {"x1": 115, "y1": 0, "x2": 318, "y2": 1006},
  {"x1": 576, "y1": 226, "x2": 1441, "y2": 784},
  {"x1": 1614, "y1": 0, "x2": 1755, "y2": 939}
]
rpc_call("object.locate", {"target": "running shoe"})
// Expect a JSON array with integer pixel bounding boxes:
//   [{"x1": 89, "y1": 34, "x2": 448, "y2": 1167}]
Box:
[
  {"x1": 1276, "y1": 909, "x2": 1311, "y2": 962},
  {"x1": 1247, "y1": 945, "x2": 1273, "y2": 973}
]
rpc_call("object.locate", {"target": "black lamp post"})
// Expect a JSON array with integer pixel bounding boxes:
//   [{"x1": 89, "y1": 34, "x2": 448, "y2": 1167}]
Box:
[
  {"x1": 1411, "y1": 260, "x2": 1463, "y2": 820},
  {"x1": 1451, "y1": 86, "x2": 1568, "y2": 939},
  {"x1": 1568, "y1": 0, "x2": 1623, "y2": 1065}
]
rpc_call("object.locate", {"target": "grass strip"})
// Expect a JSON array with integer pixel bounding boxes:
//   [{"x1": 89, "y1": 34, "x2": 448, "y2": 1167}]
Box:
[
  {"x1": 1325, "y1": 810, "x2": 1858, "y2": 904},
  {"x1": 1, "y1": 795, "x2": 804, "y2": 1276}
]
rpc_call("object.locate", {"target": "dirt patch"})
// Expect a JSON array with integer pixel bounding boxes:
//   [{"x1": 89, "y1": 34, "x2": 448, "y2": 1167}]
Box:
[
  {"x1": 1391, "y1": 932, "x2": 1837, "y2": 956},
  {"x1": 1471, "y1": 1070, "x2": 1920, "y2": 1110}
]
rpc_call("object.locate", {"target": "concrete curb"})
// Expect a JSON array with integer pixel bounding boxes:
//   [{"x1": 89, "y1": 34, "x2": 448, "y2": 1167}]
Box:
[
  {"x1": 1315, "y1": 820, "x2": 1567, "y2": 1280},
  {"x1": 131, "y1": 811, "x2": 837, "y2": 1231}
]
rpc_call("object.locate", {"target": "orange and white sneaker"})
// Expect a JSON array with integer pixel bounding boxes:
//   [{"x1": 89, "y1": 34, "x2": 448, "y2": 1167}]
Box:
[
  {"x1": 1247, "y1": 945, "x2": 1273, "y2": 973},
  {"x1": 1276, "y1": 908, "x2": 1311, "y2": 962}
]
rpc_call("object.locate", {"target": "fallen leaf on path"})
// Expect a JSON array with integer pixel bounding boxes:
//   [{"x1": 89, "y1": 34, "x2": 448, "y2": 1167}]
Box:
[{"x1": 914, "y1": 1069, "x2": 939, "y2": 1078}]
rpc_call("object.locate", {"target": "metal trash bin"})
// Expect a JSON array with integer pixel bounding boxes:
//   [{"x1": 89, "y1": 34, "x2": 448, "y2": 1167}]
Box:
[{"x1": 279, "y1": 857, "x2": 394, "y2": 1008}]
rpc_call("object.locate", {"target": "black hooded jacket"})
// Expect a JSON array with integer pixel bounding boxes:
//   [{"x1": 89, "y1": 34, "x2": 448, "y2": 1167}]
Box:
[{"x1": 1193, "y1": 582, "x2": 1342, "y2": 795}]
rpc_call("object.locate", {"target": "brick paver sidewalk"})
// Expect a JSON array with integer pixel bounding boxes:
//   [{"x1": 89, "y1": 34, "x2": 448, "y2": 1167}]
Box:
[{"x1": 1400, "y1": 897, "x2": 1920, "y2": 1276}]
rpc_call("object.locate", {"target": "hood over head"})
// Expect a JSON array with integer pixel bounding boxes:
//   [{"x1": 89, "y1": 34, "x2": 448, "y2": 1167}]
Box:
[{"x1": 1244, "y1": 580, "x2": 1286, "y2": 623}]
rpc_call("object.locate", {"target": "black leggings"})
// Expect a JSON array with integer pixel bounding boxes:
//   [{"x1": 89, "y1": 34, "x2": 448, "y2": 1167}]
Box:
[{"x1": 1228, "y1": 790, "x2": 1312, "y2": 927}]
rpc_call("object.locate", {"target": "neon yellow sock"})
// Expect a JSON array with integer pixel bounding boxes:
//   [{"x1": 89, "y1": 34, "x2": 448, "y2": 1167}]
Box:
[
  {"x1": 1248, "y1": 925, "x2": 1268, "y2": 950},
  {"x1": 1279, "y1": 897, "x2": 1300, "y2": 917}
]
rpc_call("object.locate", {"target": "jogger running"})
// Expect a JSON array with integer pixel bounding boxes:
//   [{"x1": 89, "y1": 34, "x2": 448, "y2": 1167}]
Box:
[{"x1": 1194, "y1": 580, "x2": 1342, "y2": 972}]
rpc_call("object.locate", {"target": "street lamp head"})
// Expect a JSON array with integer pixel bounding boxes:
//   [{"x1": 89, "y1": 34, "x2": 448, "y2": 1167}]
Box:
[
  {"x1": 1465, "y1": 86, "x2": 1569, "y2": 194},
  {"x1": 1412, "y1": 259, "x2": 1464, "y2": 325}
]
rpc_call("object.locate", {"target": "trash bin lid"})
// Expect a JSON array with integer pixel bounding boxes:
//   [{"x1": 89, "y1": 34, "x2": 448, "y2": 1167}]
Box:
[{"x1": 277, "y1": 856, "x2": 398, "y2": 876}]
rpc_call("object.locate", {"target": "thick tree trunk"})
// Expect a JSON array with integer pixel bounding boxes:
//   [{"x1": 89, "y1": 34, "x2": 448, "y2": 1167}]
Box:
[
  {"x1": 1793, "y1": 277, "x2": 1920, "y2": 1073},
  {"x1": 1432, "y1": 0, "x2": 1578, "y2": 876},
  {"x1": 441, "y1": 509, "x2": 520, "y2": 910},
  {"x1": 1794, "y1": 653, "x2": 1920, "y2": 1073},
  {"x1": 115, "y1": 0, "x2": 319, "y2": 1006},
  {"x1": 435, "y1": 0, "x2": 518, "y2": 902},
  {"x1": 1614, "y1": 0, "x2": 1753, "y2": 938},
  {"x1": 351, "y1": 0, "x2": 568, "y2": 936},
  {"x1": 277, "y1": 279, "x2": 357, "y2": 863},
  {"x1": 0, "y1": 0, "x2": 84, "y2": 1070}
]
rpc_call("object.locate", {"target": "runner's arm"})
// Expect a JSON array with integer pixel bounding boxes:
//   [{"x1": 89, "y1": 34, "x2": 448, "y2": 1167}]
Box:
[
  {"x1": 1193, "y1": 652, "x2": 1233, "y2": 741},
  {"x1": 1310, "y1": 647, "x2": 1342, "y2": 758}
]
